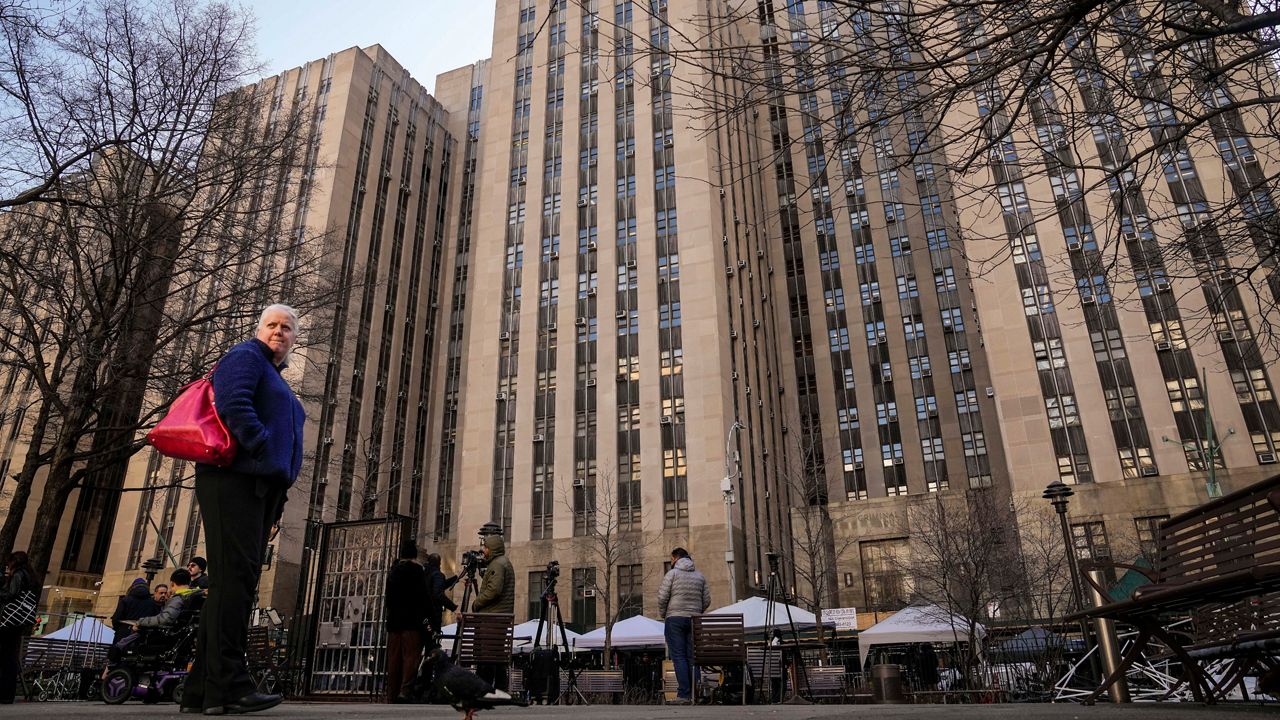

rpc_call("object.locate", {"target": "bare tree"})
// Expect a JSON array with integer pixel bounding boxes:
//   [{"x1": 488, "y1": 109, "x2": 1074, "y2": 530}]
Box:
[
  {"x1": 653, "y1": 1, "x2": 1280, "y2": 340},
  {"x1": 774, "y1": 434, "x2": 856, "y2": 641},
  {"x1": 1011, "y1": 503, "x2": 1074, "y2": 625},
  {"x1": 895, "y1": 488, "x2": 1022, "y2": 684},
  {"x1": 0, "y1": 0, "x2": 337, "y2": 575},
  {"x1": 558, "y1": 471, "x2": 658, "y2": 667}
]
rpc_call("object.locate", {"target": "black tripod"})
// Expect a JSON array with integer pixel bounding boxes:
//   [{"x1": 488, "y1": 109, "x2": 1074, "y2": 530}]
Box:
[
  {"x1": 448, "y1": 557, "x2": 483, "y2": 660},
  {"x1": 760, "y1": 552, "x2": 811, "y2": 703},
  {"x1": 531, "y1": 564, "x2": 584, "y2": 704}
]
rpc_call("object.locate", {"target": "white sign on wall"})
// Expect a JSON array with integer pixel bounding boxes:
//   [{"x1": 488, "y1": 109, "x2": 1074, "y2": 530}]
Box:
[{"x1": 822, "y1": 607, "x2": 858, "y2": 631}]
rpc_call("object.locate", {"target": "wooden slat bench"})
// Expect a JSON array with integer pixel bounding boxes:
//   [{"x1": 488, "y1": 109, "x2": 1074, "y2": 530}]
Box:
[
  {"x1": 798, "y1": 665, "x2": 847, "y2": 702},
  {"x1": 746, "y1": 646, "x2": 785, "y2": 702},
  {"x1": 692, "y1": 614, "x2": 747, "y2": 705},
  {"x1": 558, "y1": 669, "x2": 624, "y2": 703},
  {"x1": 453, "y1": 612, "x2": 514, "y2": 668},
  {"x1": 1068, "y1": 473, "x2": 1280, "y2": 704}
]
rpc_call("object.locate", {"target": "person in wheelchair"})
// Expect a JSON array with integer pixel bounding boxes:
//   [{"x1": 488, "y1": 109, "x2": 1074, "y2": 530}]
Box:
[{"x1": 109, "y1": 568, "x2": 204, "y2": 665}]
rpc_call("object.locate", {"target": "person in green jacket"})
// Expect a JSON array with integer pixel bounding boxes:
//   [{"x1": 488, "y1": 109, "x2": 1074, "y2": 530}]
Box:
[{"x1": 471, "y1": 533, "x2": 514, "y2": 614}]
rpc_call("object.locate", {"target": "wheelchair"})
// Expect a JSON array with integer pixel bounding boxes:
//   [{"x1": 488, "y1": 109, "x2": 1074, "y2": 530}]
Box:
[{"x1": 100, "y1": 602, "x2": 202, "y2": 705}]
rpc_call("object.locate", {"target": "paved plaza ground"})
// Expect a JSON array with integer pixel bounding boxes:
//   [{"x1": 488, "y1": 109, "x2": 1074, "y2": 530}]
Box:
[{"x1": 8, "y1": 702, "x2": 1280, "y2": 719}]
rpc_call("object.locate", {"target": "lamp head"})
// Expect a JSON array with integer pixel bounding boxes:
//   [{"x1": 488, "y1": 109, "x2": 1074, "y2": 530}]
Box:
[{"x1": 1042, "y1": 479, "x2": 1074, "y2": 511}]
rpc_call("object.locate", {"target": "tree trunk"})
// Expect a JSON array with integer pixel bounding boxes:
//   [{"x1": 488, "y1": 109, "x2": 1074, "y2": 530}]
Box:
[
  {"x1": 0, "y1": 401, "x2": 53, "y2": 558},
  {"x1": 24, "y1": 458, "x2": 76, "y2": 576}
]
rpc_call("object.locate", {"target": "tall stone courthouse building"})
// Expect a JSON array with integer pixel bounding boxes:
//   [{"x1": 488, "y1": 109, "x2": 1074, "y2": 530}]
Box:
[{"x1": 2, "y1": 1, "x2": 1278, "y2": 628}]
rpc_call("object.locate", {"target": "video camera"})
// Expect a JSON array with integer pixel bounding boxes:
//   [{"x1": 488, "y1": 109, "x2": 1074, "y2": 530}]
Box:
[{"x1": 460, "y1": 549, "x2": 486, "y2": 577}]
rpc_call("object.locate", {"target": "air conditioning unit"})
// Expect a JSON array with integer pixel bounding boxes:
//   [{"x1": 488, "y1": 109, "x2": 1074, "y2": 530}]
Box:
[
  {"x1": 575, "y1": 317, "x2": 587, "y2": 327},
  {"x1": 892, "y1": 457, "x2": 904, "y2": 465},
  {"x1": 1141, "y1": 466, "x2": 1159, "y2": 477},
  {"x1": 1154, "y1": 279, "x2": 1172, "y2": 292},
  {"x1": 757, "y1": 250, "x2": 766, "y2": 259},
  {"x1": 500, "y1": 331, "x2": 511, "y2": 341},
  {"x1": 548, "y1": 251, "x2": 559, "y2": 260},
  {"x1": 1067, "y1": 241, "x2": 1082, "y2": 251},
  {"x1": 344, "y1": 444, "x2": 353, "y2": 452},
  {"x1": 753, "y1": 320, "x2": 761, "y2": 328},
  {"x1": 496, "y1": 392, "x2": 508, "y2": 401},
  {"x1": 323, "y1": 436, "x2": 335, "y2": 445},
  {"x1": 615, "y1": 310, "x2": 627, "y2": 319},
  {"x1": 725, "y1": 266, "x2": 735, "y2": 276},
  {"x1": 729, "y1": 330, "x2": 738, "y2": 339},
  {"x1": 626, "y1": 259, "x2": 637, "y2": 269},
  {"x1": 1260, "y1": 452, "x2": 1277, "y2": 464},
  {"x1": 845, "y1": 186, "x2": 855, "y2": 196},
  {"x1": 517, "y1": 175, "x2": 527, "y2": 185},
  {"x1": 586, "y1": 287, "x2": 597, "y2": 297},
  {"x1": 1155, "y1": 340, "x2": 1172, "y2": 351},
  {"x1": 871, "y1": 291, "x2": 881, "y2": 301},
  {"x1": 881, "y1": 368, "x2": 892, "y2": 380},
  {"x1": 582, "y1": 587, "x2": 596, "y2": 597},
  {"x1": 573, "y1": 478, "x2": 586, "y2": 487},
  {"x1": 533, "y1": 434, "x2": 546, "y2": 442},
  {"x1": 854, "y1": 461, "x2": 864, "y2": 470},
  {"x1": 1081, "y1": 295, "x2": 1096, "y2": 305},
  {"x1": 616, "y1": 372, "x2": 628, "y2": 383},
  {"x1": 587, "y1": 241, "x2": 598, "y2": 250},
  {"x1": 663, "y1": 138, "x2": 673, "y2": 148},
  {"x1": 660, "y1": 415, "x2": 673, "y2": 425},
  {"x1": 1218, "y1": 330, "x2": 1235, "y2": 342},
  {"x1": 577, "y1": 198, "x2": 589, "y2": 207},
  {"x1": 545, "y1": 323, "x2": 557, "y2": 332},
  {"x1": 738, "y1": 259, "x2": 748, "y2": 268},
  {"x1": 586, "y1": 378, "x2": 597, "y2": 387},
  {"x1": 781, "y1": 425, "x2": 789, "y2": 434},
  {"x1": 985, "y1": 386, "x2": 995, "y2": 397},
  {"x1": 731, "y1": 372, "x2": 739, "y2": 380},
  {"x1": 625, "y1": 148, "x2": 635, "y2": 158},
  {"x1": 928, "y1": 408, "x2": 938, "y2": 417},
  {"x1": 1054, "y1": 138, "x2": 1069, "y2": 150},
  {"x1": 588, "y1": 157, "x2": 598, "y2": 167},
  {"x1": 921, "y1": 368, "x2": 932, "y2": 377}
]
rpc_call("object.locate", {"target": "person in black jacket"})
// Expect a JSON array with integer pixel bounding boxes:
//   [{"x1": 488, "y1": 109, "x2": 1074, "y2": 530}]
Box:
[
  {"x1": 0, "y1": 551, "x2": 40, "y2": 704},
  {"x1": 385, "y1": 539, "x2": 429, "y2": 703},
  {"x1": 181, "y1": 304, "x2": 305, "y2": 716},
  {"x1": 424, "y1": 554, "x2": 457, "y2": 645},
  {"x1": 110, "y1": 578, "x2": 160, "y2": 632},
  {"x1": 186, "y1": 556, "x2": 210, "y2": 590}
]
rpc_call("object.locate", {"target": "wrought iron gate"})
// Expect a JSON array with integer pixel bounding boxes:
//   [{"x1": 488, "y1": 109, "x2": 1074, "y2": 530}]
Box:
[{"x1": 304, "y1": 516, "x2": 407, "y2": 696}]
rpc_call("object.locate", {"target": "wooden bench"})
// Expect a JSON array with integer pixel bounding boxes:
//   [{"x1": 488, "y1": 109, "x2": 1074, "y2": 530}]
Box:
[
  {"x1": 453, "y1": 611, "x2": 515, "y2": 690},
  {"x1": 798, "y1": 665, "x2": 847, "y2": 702},
  {"x1": 692, "y1": 614, "x2": 747, "y2": 705},
  {"x1": 746, "y1": 646, "x2": 785, "y2": 702},
  {"x1": 1068, "y1": 473, "x2": 1280, "y2": 704},
  {"x1": 559, "y1": 669, "x2": 624, "y2": 703}
]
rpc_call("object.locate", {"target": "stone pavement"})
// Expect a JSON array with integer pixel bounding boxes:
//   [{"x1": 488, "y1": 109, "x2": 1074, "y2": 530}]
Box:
[{"x1": 6, "y1": 702, "x2": 1280, "y2": 719}]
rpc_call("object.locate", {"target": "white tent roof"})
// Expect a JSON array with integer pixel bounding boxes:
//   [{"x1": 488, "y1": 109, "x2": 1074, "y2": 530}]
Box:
[
  {"x1": 858, "y1": 605, "x2": 986, "y2": 667},
  {"x1": 708, "y1": 596, "x2": 818, "y2": 631},
  {"x1": 41, "y1": 616, "x2": 114, "y2": 644},
  {"x1": 438, "y1": 619, "x2": 583, "y2": 653},
  {"x1": 577, "y1": 615, "x2": 666, "y2": 648}
]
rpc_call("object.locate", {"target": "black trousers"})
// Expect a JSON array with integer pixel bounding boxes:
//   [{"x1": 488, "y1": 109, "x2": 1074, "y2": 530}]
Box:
[
  {"x1": 183, "y1": 467, "x2": 285, "y2": 711},
  {"x1": 0, "y1": 627, "x2": 22, "y2": 703}
]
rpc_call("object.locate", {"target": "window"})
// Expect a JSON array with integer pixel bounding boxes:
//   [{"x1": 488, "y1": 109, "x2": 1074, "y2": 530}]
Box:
[
  {"x1": 838, "y1": 407, "x2": 859, "y2": 430},
  {"x1": 915, "y1": 395, "x2": 938, "y2": 419},
  {"x1": 934, "y1": 267, "x2": 957, "y2": 293},
  {"x1": 997, "y1": 181, "x2": 1030, "y2": 214},
  {"x1": 926, "y1": 228, "x2": 950, "y2": 251},
  {"x1": 962, "y1": 431, "x2": 987, "y2": 457},
  {"x1": 571, "y1": 568, "x2": 597, "y2": 633},
  {"x1": 829, "y1": 327, "x2": 851, "y2": 352},
  {"x1": 909, "y1": 355, "x2": 932, "y2": 378},
  {"x1": 1033, "y1": 338, "x2": 1066, "y2": 369},
  {"x1": 876, "y1": 401, "x2": 899, "y2": 425},
  {"x1": 921, "y1": 436, "x2": 945, "y2": 461},
  {"x1": 1077, "y1": 274, "x2": 1111, "y2": 303},
  {"x1": 1133, "y1": 516, "x2": 1169, "y2": 560},
  {"x1": 940, "y1": 307, "x2": 964, "y2": 331},
  {"x1": 1071, "y1": 521, "x2": 1110, "y2": 560},
  {"x1": 527, "y1": 570, "x2": 547, "y2": 622},
  {"x1": 1166, "y1": 377, "x2": 1204, "y2": 412},
  {"x1": 903, "y1": 316, "x2": 925, "y2": 342},
  {"x1": 1104, "y1": 386, "x2": 1140, "y2": 421},
  {"x1": 949, "y1": 349, "x2": 971, "y2": 373},
  {"x1": 1011, "y1": 233, "x2": 1041, "y2": 264},
  {"x1": 825, "y1": 287, "x2": 846, "y2": 310},
  {"x1": 897, "y1": 275, "x2": 918, "y2": 300},
  {"x1": 617, "y1": 564, "x2": 643, "y2": 620},
  {"x1": 1232, "y1": 368, "x2": 1274, "y2": 402},
  {"x1": 1045, "y1": 394, "x2": 1080, "y2": 428},
  {"x1": 860, "y1": 539, "x2": 910, "y2": 611},
  {"x1": 1090, "y1": 329, "x2": 1126, "y2": 361},
  {"x1": 1022, "y1": 285, "x2": 1053, "y2": 315},
  {"x1": 956, "y1": 389, "x2": 979, "y2": 414}
]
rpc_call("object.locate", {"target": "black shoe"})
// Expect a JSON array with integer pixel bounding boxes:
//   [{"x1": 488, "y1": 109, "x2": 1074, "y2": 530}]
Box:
[
  {"x1": 180, "y1": 707, "x2": 204, "y2": 715},
  {"x1": 223, "y1": 692, "x2": 282, "y2": 714},
  {"x1": 202, "y1": 708, "x2": 225, "y2": 716}
]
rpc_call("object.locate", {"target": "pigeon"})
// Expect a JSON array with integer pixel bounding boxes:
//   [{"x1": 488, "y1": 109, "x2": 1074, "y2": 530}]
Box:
[{"x1": 421, "y1": 648, "x2": 528, "y2": 720}]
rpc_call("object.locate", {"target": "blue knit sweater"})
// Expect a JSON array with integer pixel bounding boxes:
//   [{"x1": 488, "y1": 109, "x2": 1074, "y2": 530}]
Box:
[{"x1": 201, "y1": 339, "x2": 305, "y2": 485}]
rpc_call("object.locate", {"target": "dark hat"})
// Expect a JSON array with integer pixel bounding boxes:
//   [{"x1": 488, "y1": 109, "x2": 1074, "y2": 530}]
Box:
[
  {"x1": 399, "y1": 539, "x2": 419, "y2": 560},
  {"x1": 188, "y1": 556, "x2": 207, "y2": 572},
  {"x1": 130, "y1": 577, "x2": 148, "y2": 587}
]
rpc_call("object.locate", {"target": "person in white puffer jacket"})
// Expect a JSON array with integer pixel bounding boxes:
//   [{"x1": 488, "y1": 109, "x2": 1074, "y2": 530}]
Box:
[{"x1": 658, "y1": 548, "x2": 710, "y2": 703}]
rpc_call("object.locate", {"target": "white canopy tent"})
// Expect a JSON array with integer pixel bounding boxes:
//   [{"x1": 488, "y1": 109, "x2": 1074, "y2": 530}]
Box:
[
  {"x1": 576, "y1": 615, "x2": 666, "y2": 648},
  {"x1": 438, "y1": 619, "x2": 584, "y2": 653},
  {"x1": 857, "y1": 605, "x2": 987, "y2": 667},
  {"x1": 41, "y1": 617, "x2": 114, "y2": 644},
  {"x1": 708, "y1": 596, "x2": 818, "y2": 631}
]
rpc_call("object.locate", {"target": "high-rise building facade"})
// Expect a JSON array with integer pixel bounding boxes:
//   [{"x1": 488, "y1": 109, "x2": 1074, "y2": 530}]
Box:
[{"x1": 88, "y1": 44, "x2": 459, "y2": 614}]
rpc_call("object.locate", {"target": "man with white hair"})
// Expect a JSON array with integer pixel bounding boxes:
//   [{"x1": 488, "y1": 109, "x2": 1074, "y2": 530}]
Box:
[{"x1": 180, "y1": 303, "x2": 304, "y2": 716}]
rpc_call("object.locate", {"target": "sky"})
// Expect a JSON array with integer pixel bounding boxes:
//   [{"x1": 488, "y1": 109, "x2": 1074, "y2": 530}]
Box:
[{"x1": 246, "y1": 1, "x2": 496, "y2": 93}]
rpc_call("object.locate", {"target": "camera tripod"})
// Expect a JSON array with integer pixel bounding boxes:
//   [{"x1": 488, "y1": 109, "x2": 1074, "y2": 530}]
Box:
[
  {"x1": 760, "y1": 553, "x2": 811, "y2": 704},
  {"x1": 448, "y1": 560, "x2": 482, "y2": 660},
  {"x1": 531, "y1": 568, "x2": 584, "y2": 704}
]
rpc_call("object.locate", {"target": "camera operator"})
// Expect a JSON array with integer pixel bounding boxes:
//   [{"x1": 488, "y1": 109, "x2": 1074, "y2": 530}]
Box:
[
  {"x1": 424, "y1": 553, "x2": 457, "y2": 644},
  {"x1": 468, "y1": 529, "x2": 514, "y2": 691},
  {"x1": 470, "y1": 533, "x2": 514, "y2": 614}
]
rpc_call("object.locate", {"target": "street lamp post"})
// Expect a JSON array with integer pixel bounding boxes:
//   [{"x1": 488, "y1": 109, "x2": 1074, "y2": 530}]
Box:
[
  {"x1": 722, "y1": 421, "x2": 745, "y2": 604},
  {"x1": 1043, "y1": 481, "x2": 1085, "y2": 612}
]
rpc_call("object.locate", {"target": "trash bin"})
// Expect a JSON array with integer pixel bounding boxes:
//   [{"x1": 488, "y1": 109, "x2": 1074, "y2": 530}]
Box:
[{"x1": 870, "y1": 663, "x2": 906, "y2": 703}]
